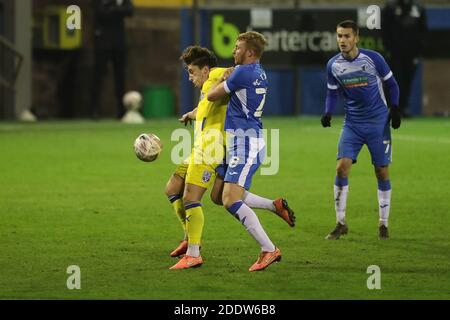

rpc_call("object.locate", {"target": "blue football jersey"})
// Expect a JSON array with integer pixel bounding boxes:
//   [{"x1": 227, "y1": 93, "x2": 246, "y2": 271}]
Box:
[
  {"x1": 223, "y1": 63, "x2": 268, "y2": 133},
  {"x1": 327, "y1": 48, "x2": 393, "y2": 124}
]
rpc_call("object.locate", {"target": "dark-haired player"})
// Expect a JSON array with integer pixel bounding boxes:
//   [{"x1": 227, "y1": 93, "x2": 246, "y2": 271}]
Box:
[{"x1": 166, "y1": 46, "x2": 295, "y2": 270}]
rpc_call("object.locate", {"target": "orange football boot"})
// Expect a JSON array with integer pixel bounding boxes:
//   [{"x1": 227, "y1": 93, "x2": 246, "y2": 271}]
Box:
[
  {"x1": 249, "y1": 248, "x2": 282, "y2": 272},
  {"x1": 170, "y1": 240, "x2": 188, "y2": 257},
  {"x1": 273, "y1": 198, "x2": 296, "y2": 227},
  {"x1": 169, "y1": 255, "x2": 203, "y2": 270}
]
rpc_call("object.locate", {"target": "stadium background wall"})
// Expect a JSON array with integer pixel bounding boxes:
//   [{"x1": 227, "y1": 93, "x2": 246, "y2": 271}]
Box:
[
  {"x1": 180, "y1": 7, "x2": 450, "y2": 117},
  {"x1": 6, "y1": 2, "x2": 449, "y2": 119}
]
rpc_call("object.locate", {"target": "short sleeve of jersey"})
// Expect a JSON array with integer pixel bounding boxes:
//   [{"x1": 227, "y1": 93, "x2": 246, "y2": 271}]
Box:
[
  {"x1": 365, "y1": 50, "x2": 393, "y2": 81},
  {"x1": 224, "y1": 65, "x2": 245, "y2": 94},
  {"x1": 202, "y1": 68, "x2": 226, "y2": 94},
  {"x1": 326, "y1": 59, "x2": 339, "y2": 90}
]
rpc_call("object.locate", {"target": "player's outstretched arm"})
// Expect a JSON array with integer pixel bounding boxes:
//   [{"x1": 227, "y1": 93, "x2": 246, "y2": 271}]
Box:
[
  {"x1": 208, "y1": 67, "x2": 235, "y2": 101},
  {"x1": 207, "y1": 82, "x2": 227, "y2": 101}
]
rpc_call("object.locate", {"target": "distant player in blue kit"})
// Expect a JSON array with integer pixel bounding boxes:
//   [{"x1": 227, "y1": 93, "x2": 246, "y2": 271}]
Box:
[
  {"x1": 208, "y1": 31, "x2": 295, "y2": 271},
  {"x1": 321, "y1": 20, "x2": 401, "y2": 240}
]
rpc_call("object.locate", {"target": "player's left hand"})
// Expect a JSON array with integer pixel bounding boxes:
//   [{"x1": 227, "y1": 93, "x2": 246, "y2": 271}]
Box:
[
  {"x1": 389, "y1": 106, "x2": 401, "y2": 129},
  {"x1": 179, "y1": 112, "x2": 193, "y2": 126},
  {"x1": 321, "y1": 113, "x2": 332, "y2": 127}
]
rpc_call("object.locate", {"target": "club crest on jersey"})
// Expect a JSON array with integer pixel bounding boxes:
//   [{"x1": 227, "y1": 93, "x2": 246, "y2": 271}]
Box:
[
  {"x1": 202, "y1": 170, "x2": 212, "y2": 183},
  {"x1": 229, "y1": 156, "x2": 240, "y2": 168}
]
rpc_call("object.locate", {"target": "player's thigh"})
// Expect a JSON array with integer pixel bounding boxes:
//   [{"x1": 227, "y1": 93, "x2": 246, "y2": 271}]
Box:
[
  {"x1": 367, "y1": 123, "x2": 392, "y2": 167},
  {"x1": 337, "y1": 125, "x2": 364, "y2": 164},
  {"x1": 224, "y1": 136, "x2": 265, "y2": 191},
  {"x1": 173, "y1": 156, "x2": 190, "y2": 180},
  {"x1": 166, "y1": 161, "x2": 188, "y2": 196}
]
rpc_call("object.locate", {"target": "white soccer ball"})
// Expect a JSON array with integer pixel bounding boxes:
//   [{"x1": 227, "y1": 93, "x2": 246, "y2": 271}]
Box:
[
  {"x1": 134, "y1": 133, "x2": 162, "y2": 162},
  {"x1": 123, "y1": 91, "x2": 142, "y2": 111}
]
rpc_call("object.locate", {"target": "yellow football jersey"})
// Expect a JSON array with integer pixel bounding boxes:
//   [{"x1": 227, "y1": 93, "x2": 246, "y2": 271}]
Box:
[
  {"x1": 191, "y1": 67, "x2": 228, "y2": 166},
  {"x1": 195, "y1": 67, "x2": 228, "y2": 135},
  {"x1": 175, "y1": 68, "x2": 228, "y2": 188}
]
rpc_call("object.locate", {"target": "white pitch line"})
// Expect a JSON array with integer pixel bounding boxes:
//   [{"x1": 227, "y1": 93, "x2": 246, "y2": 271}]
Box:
[
  {"x1": 395, "y1": 135, "x2": 450, "y2": 144},
  {"x1": 297, "y1": 127, "x2": 450, "y2": 144}
]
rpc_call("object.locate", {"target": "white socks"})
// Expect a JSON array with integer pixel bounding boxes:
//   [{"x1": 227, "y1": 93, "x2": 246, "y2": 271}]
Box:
[
  {"x1": 333, "y1": 177, "x2": 392, "y2": 228},
  {"x1": 186, "y1": 244, "x2": 200, "y2": 257},
  {"x1": 378, "y1": 189, "x2": 391, "y2": 227},
  {"x1": 334, "y1": 185, "x2": 349, "y2": 225},
  {"x1": 243, "y1": 191, "x2": 276, "y2": 212},
  {"x1": 228, "y1": 201, "x2": 276, "y2": 252}
]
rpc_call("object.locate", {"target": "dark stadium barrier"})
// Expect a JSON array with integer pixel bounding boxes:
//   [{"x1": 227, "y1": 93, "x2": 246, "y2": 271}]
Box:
[{"x1": 180, "y1": 6, "x2": 450, "y2": 117}]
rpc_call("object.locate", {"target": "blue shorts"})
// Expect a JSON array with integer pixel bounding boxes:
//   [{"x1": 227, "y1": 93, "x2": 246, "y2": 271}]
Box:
[
  {"x1": 216, "y1": 135, "x2": 265, "y2": 190},
  {"x1": 337, "y1": 121, "x2": 392, "y2": 167}
]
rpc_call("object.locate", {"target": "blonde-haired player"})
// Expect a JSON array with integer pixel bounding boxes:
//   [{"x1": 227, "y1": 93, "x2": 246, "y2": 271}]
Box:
[{"x1": 165, "y1": 46, "x2": 295, "y2": 270}]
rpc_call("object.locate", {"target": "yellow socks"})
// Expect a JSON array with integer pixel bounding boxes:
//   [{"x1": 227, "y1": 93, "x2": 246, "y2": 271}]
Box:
[
  {"x1": 168, "y1": 195, "x2": 187, "y2": 239},
  {"x1": 185, "y1": 203, "x2": 204, "y2": 253}
]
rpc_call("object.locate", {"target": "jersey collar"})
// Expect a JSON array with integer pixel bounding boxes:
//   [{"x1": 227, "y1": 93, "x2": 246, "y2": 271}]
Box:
[{"x1": 341, "y1": 48, "x2": 360, "y2": 62}]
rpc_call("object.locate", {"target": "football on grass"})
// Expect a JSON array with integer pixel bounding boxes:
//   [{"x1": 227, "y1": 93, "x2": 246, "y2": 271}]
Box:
[{"x1": 134, "y1": 133, "x2": 162, "y2": 162}]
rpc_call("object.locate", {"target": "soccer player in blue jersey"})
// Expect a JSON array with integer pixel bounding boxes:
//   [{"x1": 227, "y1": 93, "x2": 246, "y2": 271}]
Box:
[
  {"x1": 321, "y1": 20, "x2": 401, "y2": 240},
  {"x1": 165, "y1": 45, "x2": 295, "y2": 270},
  {"x1": 208, "y1": 31, "x2": 291, "y2": 271}
]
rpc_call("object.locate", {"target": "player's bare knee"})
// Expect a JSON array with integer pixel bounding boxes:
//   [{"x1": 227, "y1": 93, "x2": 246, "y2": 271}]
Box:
[
  {"x1": 336, "y1": 165, "x2": 349, "y2": 178},
  {"x1": 221, "y1": 194, "x2": 233, "y2": 209},
  {"x1": 222, "y1": 200, "x2": 233, "y2": 209},
  {"x1": 165, "y1": 179, "x2": 177, "y2": 197},
  {"x1": 336, "y1": 159, "x2": 352, "y2": 178},
  {"x1": 182, "y1": 193, "x2": 195, "y2": 205},
  {"x1": 165, "y1": 174, "x2": 184, "y2": 197},
  {"x1": 375, "y1": 166, "x2": 389, "y2": 180},
  {"x1": 165, "y1": 181, "x2": 174, "y2": 197}
]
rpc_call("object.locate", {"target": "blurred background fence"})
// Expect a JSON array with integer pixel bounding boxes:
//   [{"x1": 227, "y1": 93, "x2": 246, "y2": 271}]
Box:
[{"x1": 1, "y1": 0, "x2": 449, "y2": 120}]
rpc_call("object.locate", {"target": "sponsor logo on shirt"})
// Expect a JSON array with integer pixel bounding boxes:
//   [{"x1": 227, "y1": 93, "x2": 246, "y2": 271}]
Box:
[{"x1": 342, "y1": 76, "x2": 369, "y2": 88}]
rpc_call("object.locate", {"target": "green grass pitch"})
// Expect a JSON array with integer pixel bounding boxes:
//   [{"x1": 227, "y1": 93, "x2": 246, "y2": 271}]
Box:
[{"x1": 1, "y1": 117, "x2": 449, "y2": 299}]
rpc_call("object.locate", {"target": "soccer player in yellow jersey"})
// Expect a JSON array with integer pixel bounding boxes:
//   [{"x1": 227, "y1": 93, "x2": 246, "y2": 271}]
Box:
[{"x1": 165, "y1": 46, "x2": 295, "y2": 270}]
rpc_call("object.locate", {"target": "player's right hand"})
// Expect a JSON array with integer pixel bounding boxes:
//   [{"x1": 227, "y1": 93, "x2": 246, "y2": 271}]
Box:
[
  {"x1": 222, "y1": 67, "x2": 235, "y2": 81},
  {"x1": 321, "y1": 113, "x2": 332, "y2": 127},
  {"x1": 178, "y1": 112, "x2": 193, "y2": 126}
]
